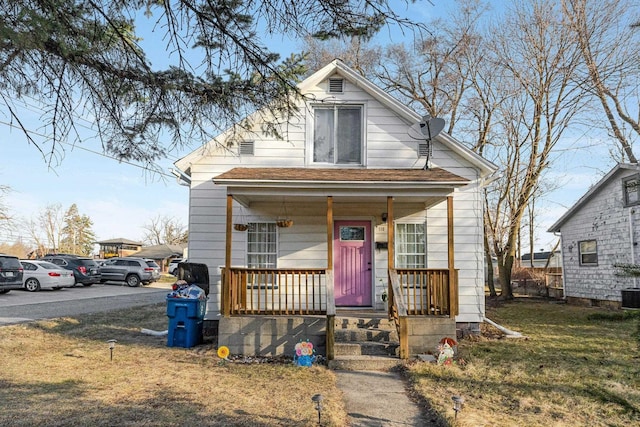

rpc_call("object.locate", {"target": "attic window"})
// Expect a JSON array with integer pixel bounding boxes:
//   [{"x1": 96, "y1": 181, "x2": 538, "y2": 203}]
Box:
[
  {"x1": 623, "y1": 174, "x2": 640, "y2": 206},
  {"x1": 328, "y1": 78, "x2": 344, "y2": 93},
  {"x1": 238, "y1": 141, "x2": 255, "y2": 156}
]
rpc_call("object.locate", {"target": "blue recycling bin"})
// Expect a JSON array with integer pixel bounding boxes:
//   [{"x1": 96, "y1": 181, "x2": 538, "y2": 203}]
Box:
[{"x1": 166, "y1": 297, "x2": 206, "y2": 348}]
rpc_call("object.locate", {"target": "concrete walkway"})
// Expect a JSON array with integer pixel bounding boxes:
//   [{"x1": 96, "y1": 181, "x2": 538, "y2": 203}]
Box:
[{"x1": 335, "y1": 370, "x2": 441, "y2": 426}]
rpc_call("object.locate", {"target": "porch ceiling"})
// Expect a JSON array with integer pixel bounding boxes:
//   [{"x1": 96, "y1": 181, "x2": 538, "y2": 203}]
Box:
[{"x1": 214, "y1": 167, "x2": 468, "y2": 205}]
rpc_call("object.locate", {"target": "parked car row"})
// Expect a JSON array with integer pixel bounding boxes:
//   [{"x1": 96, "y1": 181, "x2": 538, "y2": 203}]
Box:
[{"x1": 0, "y1": 253, "x2": 162, "y2": 293}]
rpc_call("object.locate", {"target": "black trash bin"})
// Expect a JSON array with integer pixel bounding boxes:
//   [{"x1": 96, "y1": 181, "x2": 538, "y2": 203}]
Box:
[{"x1": 176, "y1": 262, "x2": 210, "y2": 296}]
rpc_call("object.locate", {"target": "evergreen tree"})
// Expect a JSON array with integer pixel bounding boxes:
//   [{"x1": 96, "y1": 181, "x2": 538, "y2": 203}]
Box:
[
  {"x1": 0, "y1": 0, "x2": 420, "y2": 170},
  {"x1": 60, "y1": 204, "x2": 96, "y2": 255}
]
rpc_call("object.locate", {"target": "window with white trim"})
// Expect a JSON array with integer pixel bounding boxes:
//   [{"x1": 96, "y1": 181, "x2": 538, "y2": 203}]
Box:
[
  {"x1": 579, "y1": 240, "x2": 598, "y2": 266},
  {"x1": 395, "y1": 223, "x2": 426, "y2": 268},
  {"x1": 247, "y1": 223, "x2": 277, "y2": 268},
  {"x1": 312, "y1": 105, "x2": 362, "y2": 165},
  {"x1": 623, "y1": 174, "x2": 640, "y2": 206}
]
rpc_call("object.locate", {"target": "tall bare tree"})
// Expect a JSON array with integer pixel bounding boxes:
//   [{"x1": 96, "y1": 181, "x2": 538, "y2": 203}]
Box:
[
  {"x1": 482, "y1": 0, "x2": 585, "y2": 298},
  {"x1": 302, "y1": 36, "x2": 382, "y2": 77},
  {"x1": 562, "y1": 0, "x2": 640, "y2": 163},
  {"x1": 29, "y1": 204, "x2": 65, "y2": 255},
  {"x1": 0, "y1": 185, "x2": 12, "y2": 237},
  {"x1": 143, "y1": 215, "x2": 188, "y2": 246}
]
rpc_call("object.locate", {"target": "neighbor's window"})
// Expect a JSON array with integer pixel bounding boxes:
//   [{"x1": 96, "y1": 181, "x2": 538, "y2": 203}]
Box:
[
  {"x1": 247, "y1": 222, "x2": 277, "y2": 268},
  {"x1": 313, "y1": 105, "x2": 362, "y2": 164},
  {"x1": 395, "y1": 223, "x2": 426, "y2": 268},
  {"x1": 623, "y1": 174, "x2": 640, "y2": 206},
  {"x1": 579, "y1": 240, "x2": 598, "y2": 266}
]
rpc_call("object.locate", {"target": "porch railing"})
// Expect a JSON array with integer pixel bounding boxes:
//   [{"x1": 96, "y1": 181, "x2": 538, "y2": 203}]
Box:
[
  {"x1": 389, "y1": 268, "x2": 459, "y2": 359},
  {"x1": 393, "y1": 268, "x2": 459, "y2": 316},
  {"x1": 224, "y1": 267, "x2": 328, "y2": 315}
]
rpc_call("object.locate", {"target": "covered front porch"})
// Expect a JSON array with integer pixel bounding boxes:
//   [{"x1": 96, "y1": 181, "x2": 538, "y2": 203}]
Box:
[{"x1": 215, "y1": 168, "x2": 465, "y2": 359}]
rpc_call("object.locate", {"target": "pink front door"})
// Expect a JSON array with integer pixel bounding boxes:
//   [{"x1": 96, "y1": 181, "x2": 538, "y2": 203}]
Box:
[{"x1": 334, "y1": 220, "x2": 372, "y2": 307}]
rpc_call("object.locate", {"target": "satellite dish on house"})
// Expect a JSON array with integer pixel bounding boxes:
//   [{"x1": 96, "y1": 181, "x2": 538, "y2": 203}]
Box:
[
  {"x1": 413, "y1": 115, "x2": 446, "y2": 170},
  {"x1": 420, "y1": 116, "x2": 446, "y2": 140}
]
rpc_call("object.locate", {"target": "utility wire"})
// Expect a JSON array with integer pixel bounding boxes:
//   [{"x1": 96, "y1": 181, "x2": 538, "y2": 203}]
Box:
[{"x1": 0, "y1": 119, "x2": 177, "y2": 179}]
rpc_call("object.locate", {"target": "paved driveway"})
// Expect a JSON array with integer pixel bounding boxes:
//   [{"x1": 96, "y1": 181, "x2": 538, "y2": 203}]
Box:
[{"x1": 0, "y1": 282, "x2": 172, "y2": 325}]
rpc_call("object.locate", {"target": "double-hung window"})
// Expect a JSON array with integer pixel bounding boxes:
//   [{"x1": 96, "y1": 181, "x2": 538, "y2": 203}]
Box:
[
  {"x1": 579, "y1": 240, "x2": 598, "y2": 266},
  {"x1": 313, "y1": 105, "x2": 363, "y2": 164},
  {"x1": 247, "y1": 223, "x2": 277, "y2": 268},
  {"x1": 395, "y1": 223, "x2": 427, "y2": 268}
]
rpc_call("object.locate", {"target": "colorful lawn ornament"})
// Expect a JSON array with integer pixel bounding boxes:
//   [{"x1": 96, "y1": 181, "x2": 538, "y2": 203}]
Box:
[{"x1": 293, "y1": 340, "x2": 316, "y2": 367}]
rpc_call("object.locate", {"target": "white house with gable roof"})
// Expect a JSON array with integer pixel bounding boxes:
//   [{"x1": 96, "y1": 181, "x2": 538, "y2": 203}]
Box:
[{"x1": 173, "y1": 59, "x2": 497, "y2": 359}]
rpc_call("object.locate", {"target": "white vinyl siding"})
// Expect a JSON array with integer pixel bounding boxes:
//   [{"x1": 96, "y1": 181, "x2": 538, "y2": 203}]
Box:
[{"x1": 182, "y1": 66, "x2": 491, "y2": 323}]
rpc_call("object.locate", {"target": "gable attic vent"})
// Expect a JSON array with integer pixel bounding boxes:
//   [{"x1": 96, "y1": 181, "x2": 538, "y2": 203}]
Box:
[
  {"x1": 238, "y1": 141, "x2": 255, "y2": 156},
  {"x1": 328, "y1": 78, "x2": 344, "y2": 93},
  {"x1": 418, "y1": 142, "x2": 429, "y2": 157}
]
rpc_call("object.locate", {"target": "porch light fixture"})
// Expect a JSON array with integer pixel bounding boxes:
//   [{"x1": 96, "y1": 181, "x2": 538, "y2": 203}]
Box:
[
  {"x1": 452, "y1": 395, "x2": 464, "y2": 419},
  {"x1": 381, "y1": 212, "x2": 388, "y2": 222},
  {"x1": 311, "y1": 394, "x2": 323, "y2": 425}
]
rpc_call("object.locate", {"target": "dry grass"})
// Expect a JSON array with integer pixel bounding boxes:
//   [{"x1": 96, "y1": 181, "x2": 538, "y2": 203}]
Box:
[
  {"x1": 0, "y1": 304, "x2": 348, "y2": 427},
  {"x1": 3, "y1": 297, "x2": 640, "y2": 426},
  {"x1": 406, "y1": 300, "x2": 640, "y2": 426}
]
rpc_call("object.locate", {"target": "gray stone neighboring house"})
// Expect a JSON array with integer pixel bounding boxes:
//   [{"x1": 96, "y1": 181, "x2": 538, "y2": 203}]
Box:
[
  {"x1": 133, "y1": 244, "x2": 187, "y2": 271},
  {"x1": 548, "y1": 163, "x2": 640, "y2": 307}
]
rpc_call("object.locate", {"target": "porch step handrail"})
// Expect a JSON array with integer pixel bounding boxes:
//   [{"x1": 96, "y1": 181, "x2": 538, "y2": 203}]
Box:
[
  {"x1": 326, "y1": 270, "x2": 335, "y2": 361},
  {"x1": 389, "y1": 269, "x2": 409, "y2": 359}
]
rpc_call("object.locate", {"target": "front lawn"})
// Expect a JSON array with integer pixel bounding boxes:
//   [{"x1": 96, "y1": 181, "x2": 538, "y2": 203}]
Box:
[{"x1": 407, "y1": 300, "x2": 640, "y2": 426}]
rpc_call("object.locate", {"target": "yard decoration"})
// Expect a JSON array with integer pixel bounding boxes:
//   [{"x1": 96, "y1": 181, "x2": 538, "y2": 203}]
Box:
[
  {"x1": 437, "y1": 337, "x2": 458, "y2": 366},
  {"x1": 217, "y1": 346, "x2": 230, "y2": 360},
  {"x1": 293, "y1": 340, "x2": 316, "y2": 367},
  {"x1": 437, "y1": 342, "x2": 455, "y2": 366}
]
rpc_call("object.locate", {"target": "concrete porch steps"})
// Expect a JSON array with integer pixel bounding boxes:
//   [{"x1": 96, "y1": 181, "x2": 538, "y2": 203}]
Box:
[{"x1": 328, "y1": 313, "x2": 403, "y2": 371}]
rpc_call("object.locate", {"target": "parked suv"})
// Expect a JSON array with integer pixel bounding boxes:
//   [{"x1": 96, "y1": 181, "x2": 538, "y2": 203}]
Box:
[
  {"x1": 168, "y1": 258, "x2": 186, "y2": 276},
  {"x1": 145, "y1": 259, "x2": 161, "y2": 282},
  {"x1": 99, "y1": 257, "x2": 158, "y2": 287},
  {"x1": 40, "y1": 254, "x2": 101, "y2": 286},
  {"x1": 0, "y1": 254, "x2": 24, "y2": 294}
]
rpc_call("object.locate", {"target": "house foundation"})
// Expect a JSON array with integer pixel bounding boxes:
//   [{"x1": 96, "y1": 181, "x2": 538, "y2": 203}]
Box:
[{"x1": 217, "y1": 316, "x2": 327, "y2": 357}]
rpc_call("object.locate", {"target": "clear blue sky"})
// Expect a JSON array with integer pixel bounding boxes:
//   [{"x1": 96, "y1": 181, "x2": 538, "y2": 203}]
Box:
[{"x1": 0, "y1": 1, "x2": 622, "y2": 253}]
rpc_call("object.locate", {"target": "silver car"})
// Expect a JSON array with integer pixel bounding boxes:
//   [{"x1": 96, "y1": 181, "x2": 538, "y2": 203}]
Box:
[
  {"x1": 99, "y1": 257, "x2": 156, "y2": 287},
  {"x1": 20, "y1": 260, "x2": 75, "y2": 291}
]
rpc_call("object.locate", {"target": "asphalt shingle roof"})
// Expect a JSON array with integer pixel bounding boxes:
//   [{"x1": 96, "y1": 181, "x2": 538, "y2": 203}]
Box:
[{"x1": 215, "y1": 167, "x2": 468, "y2": 183}]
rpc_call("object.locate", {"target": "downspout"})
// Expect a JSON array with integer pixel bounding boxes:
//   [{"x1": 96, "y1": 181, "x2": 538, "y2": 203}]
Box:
[
  {"x1": 629, "y1": 209, "x2": 637, "y2": 288},
  {"x1": 553, "y1": 231, "x2": 567, "y2": 300}
]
